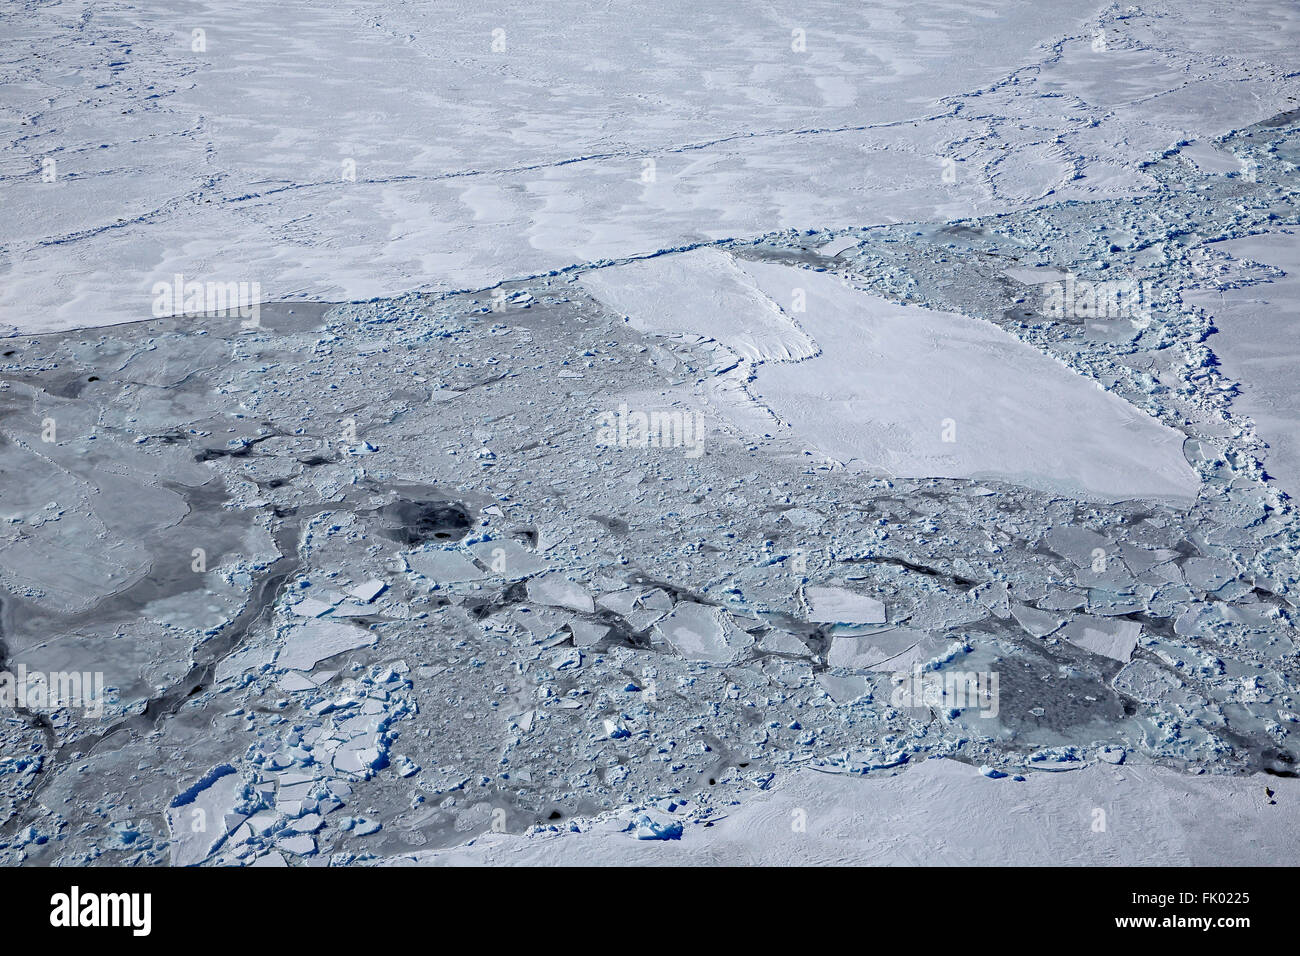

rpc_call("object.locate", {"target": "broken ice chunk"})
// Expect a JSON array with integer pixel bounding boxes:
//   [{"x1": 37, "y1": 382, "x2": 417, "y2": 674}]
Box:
[
  {"x1": 1010, "y1": 603, "x2": 1066, "y2": 639},
  {"x1": 406, "y1": 548, "x2": 485, "y2": 584},
  {"x1": 1059, "y1": 615, "x2": 1140, "y2": 662},
  {"x1": 1181, "y1": 557, "x2": 1237, "y2": 593},
  {"x1": 777, "y1": 507, "x2": 824, "y2": 529},
  {"x1": 579, "y1": 248, "x2": 819, "y2": 364},
  {"x1": 652, "y1": 602, "x2": 754, "y2": 664},
  {"x1": 817, "y1": 672, "x2": 870, "y2": 704},
  {"x1": 291, "y1": 813, "x2": 324, "y2": 833},
  {"x1": 329, "y1": 602, "x2": 379, "y2": 618},
  {"x1": 526, "y1": 574, "x2": 595, "y2": 613},
  {"x1": 552, "y1": 647, "x2": 583, "y2": 670},
  {"x1": 331, "y1": 741, "x2": 384, "y2": 776},
  {"x1": 276, "y1": 833, "x2": 316, "y2": 856},
  {"x1": 970, "y1": 581, "x2": 1011, "y2": 619},
  {"x1": 277, "y1": 671, "x2": 319, "y2": 693},
  {"x1": 639, "y1": 588, "x2": 674, "y2": 612},
  {"x1": 820, "y1": 235, "x2": 864, "y2": 258},
  {"x1": 348, "y1": 579, "x2": 387, "y2": 603},
  {"x1": 468, "y1": 538, "x2": 547, "y2": 578},
  {"x1": 758, "y1": 630, "x2": 808, "y2": 655},
  {"x1": 290, "y1": 598, "x2": 334, "y2": 618},
  {"x1": 625, "y1": 606, "x2": 669, "y2": 631},
  {"x1": 1112, "y1": 659, "x2": 1195, "y2": 707},
  {"x1": 804, "y1": 585, "x2": 886, "y2": 626},
  {"x1": 827, "y1": 628, "x2": 936, "y2": 670},
  {"x1": 632, "y1": 811, "x2": 683, "y2": 840},
  {"x1": 1026, "y1": 749, "x2": 1085, "y2": 772},
  {"x1": 596, "y1": 589, "x2": 639, "y2": 616},
  {"x1": 1118, "y1": 543, "x2": 1182, "y2": 576},
  {"x1": 508, "y1": 604, "x2": 571, "y2": 639},
  {"x1": 1042, "y1": 526, "x2": 1114, "y2": 569},
  {"x1": 566, "y1": 620, "x2": 609, "y2": 647},
  {"x1": 164, "y1": 764, "x2": 246, "y2": 866},
  {"x1": 395, "y1": 755, "x2": 420, "y2": 777},
  {"x1": 1002, "y1": 266, "x2": 1069, "y2": 284},
  {"x1": 215, "y1": 645, "x2": 275, "y2": 683},
  {"x1": 277, "y1": 619, "x2": 377, "y2": 671},
  {"x1": 1097, "y1": 746, "x2": 1126, "y2": 765},
  {"x1": 1038, "y1": 588, "x2": 1087, "y2": 612}
]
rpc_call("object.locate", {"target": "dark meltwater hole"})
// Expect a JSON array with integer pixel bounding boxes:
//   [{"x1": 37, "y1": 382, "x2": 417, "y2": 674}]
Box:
[{"x1": 380, "y1": 498, "x2": 474, "y2": 545}]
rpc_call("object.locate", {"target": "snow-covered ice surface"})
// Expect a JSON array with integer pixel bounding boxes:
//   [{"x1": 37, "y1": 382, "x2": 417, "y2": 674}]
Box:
[
  {"x1": 582, "y1": 250, "x2": 1200, "y2": 502},
  {"x1": 2, "y1": 0, "x2": 1300, "y2": 867},
  {"x1": 378, "y1": 758, "x2": 1300, "y2": 866},
  {"x1": 1183, "y1": 232, "x2": 1300, "y2": 499},
  {"x1": 4, "y1": 0, "x2": 1299, "y2": 332}
]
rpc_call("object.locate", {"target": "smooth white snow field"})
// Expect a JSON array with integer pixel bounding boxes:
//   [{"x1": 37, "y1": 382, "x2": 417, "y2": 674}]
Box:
[
  {"x1": 380, "y1": 757, "x2": 1300, "y2": 866},
  {"x1": 4, "y1": 0, "x2": 1299, "y2": 331},
  {"x1": 1183, "y1": 231, "x2": 1300, "y2": 500}
]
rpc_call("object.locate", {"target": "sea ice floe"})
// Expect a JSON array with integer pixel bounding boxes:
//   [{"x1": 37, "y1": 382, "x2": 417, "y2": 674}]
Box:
[
  {"x1": 467, "y1": 538, "x2": 548, "y2": 578},
  {"x1": 277, "y1": 620, "x2": 378, "y2": 672},
  {"x1": 1112, "y1": 660, "x2": 1188, "y2": 706},
  {"x1": 290, "y1": 598, "x2": 335, "y2": 618},
  {"x1": 567, "y1": 621, "x2": 609, "y2": 647},
  {"x1": 817, "y1": 673, "x2": 870, "y2": 705},
  {"x1": 579, "y1": 248, "x2": 818, "y2": 364},
  {"x1": 348, "y1": 579, "x2": 388, "y2": 603},
  {"x1": 406, "y1": 548, "x2": 485, "y2": 584},
  {"x1": 165, "y1": 765, "x2": 247, "y2": 866},
  {"x1": 826, "y1": 628, "x2": 940, "y2": 671},
  {"x1": 1002, "y1": 266, "x2": 1070, "y2": 284},
  {"x1": 1042, "y1": 526, "x2": 1115, "y2": 568},
  {"x1": 651, "y1": 602, "x2": 755, "y2": 664},
  {"x1": 526, "y1": 574, "x2": 595, "y2": 613},
  {"x1": 275, "y1": 833, "x2": 316, "y2": 857},
  {"x1": 1059, "y1": 616, "x2": 1141, "y2": 662},
  {"x1": 1010, "y1": 604, "x2": 1068, "y2": 639},
  {"x1": 804, "y1": 585, "x2": 887, "y2": 626},
  {"x1": 581, "y1": 252, "x2": 1201, "y2": 503}
]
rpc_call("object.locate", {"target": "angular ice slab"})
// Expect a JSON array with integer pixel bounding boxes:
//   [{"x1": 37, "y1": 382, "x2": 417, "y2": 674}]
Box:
[
  {"x1": 1059, "y1": 616, "x2": 1140, "y2": 663},
  {"x1": 579, "y1": 248, "x2": 817, "y2": 364},
  {"x1": 277, "y1": 620, "x2": 377, "y2": 672},
  {"x1": 582, "y1": 252, "x2": 1200, "y2": 503},
  {"x1": 804, "y1": 586, "x2": 887, "y2": 626},
  {"x1": 165, "y1": 765, "x2": 245, "y2": 866},
  {"x1": 526, "y1": 574, "x2": 595, "y2": 613},
  {"x1": 652, "y1": 602, "x2": 754, "y2": 664}
]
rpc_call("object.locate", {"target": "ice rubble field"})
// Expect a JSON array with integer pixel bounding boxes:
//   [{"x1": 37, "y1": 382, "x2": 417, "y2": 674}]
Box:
[{"x1": 1, "y1": 0, "x2": 1300, "y2": 866}]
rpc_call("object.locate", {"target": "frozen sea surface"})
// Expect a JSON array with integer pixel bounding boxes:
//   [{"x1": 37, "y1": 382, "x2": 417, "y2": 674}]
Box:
[
  {"x1": 2, "y1": 0, "x2": 1300, "y2": 868},
  {"x1": 582, "y1": 250, "x2": 1201, "y2": 502},
  {"x1": 3, "y1": 0, "x2": 1299, "y2": 331},
  {"x1": 1183, "y1": 232, "x2": 1300, "y2": 499}
]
